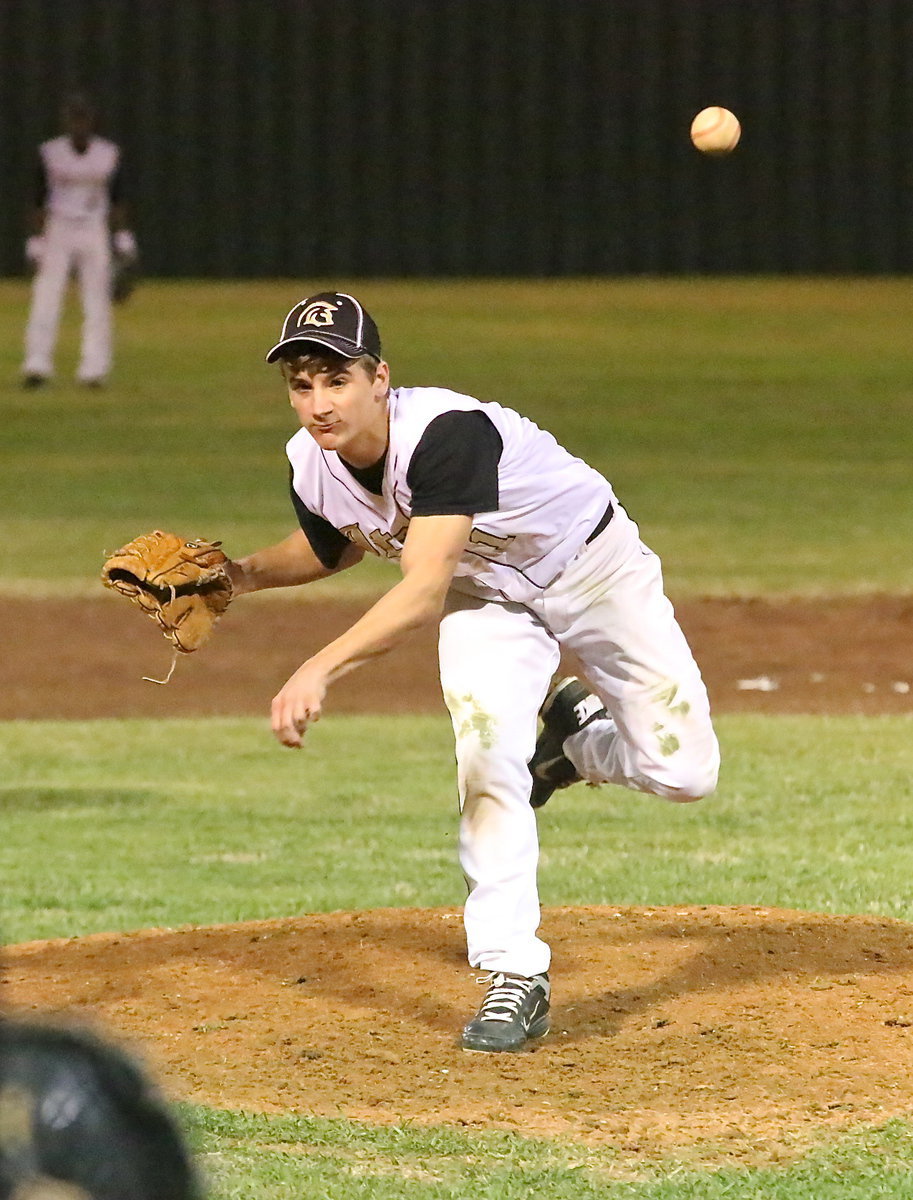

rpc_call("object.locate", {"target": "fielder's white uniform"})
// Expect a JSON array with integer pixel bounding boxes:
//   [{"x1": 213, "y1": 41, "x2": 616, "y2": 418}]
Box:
[
  {"x1": 288, "y1": 385, "x2": 720, "y2": 977},
  {"x1": 23, "y1": 135, "x2": 121, "y2": 383}
]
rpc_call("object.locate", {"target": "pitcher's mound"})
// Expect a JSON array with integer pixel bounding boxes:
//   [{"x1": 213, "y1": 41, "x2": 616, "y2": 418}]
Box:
[{"x1": 7, "y1": 905, "x2": 913, "y2": 1161}]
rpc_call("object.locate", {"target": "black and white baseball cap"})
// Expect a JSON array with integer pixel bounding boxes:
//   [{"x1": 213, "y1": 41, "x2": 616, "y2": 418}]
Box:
[{"x1": 265, "y1": 291, "x2": 382, "y2": 363}]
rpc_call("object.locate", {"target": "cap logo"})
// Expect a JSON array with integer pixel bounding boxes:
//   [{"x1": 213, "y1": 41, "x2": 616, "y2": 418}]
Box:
[{"x1": 297, "y1": 300, "x2": 339, "y2": 329}]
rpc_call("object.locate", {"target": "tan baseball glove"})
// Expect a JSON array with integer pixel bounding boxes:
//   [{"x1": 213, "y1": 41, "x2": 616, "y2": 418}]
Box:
[{"x1": 101, "y1": 531, "x2": 233, "y2": 677}]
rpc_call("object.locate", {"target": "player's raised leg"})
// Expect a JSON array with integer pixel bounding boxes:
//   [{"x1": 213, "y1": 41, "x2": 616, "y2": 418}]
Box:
[{"x1": 534, "y1": 503, "x2": 720, "y2": 805}]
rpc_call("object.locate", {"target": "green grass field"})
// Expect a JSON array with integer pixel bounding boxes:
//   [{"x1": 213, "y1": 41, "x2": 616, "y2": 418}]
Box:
[
  {"x1": 4, "y1": 713, "x2": 913, "y2": 943},
  {"x1": 4, "y1": 278, "x2": 913, "y2": 1197},
  {"x1": 2, "y1": 277, "x2": 913, "y2": 596}
]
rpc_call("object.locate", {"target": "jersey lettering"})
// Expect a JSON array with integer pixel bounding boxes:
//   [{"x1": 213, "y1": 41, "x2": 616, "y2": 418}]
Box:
[
  {"x1": 338, "y1": 524, "x2": 378, "y2": 556},
  {"x1": 469, "y1": 528, "x2": 516, "y2": 553},
  {"x1": 338, "y1": 518, "x2": 512, "y2": 562},
  {"x1": 339, "y1": 515, "x2": 410, "y2": 560}
]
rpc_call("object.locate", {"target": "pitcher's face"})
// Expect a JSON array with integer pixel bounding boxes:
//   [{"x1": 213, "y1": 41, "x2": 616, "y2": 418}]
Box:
[{"x1": 287, "y1": 359, "x2": 390, "y2": 466}]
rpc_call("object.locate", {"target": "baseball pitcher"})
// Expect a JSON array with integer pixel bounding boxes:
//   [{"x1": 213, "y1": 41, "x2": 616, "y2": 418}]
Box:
[{"x1": 223, "y1": 292, "x2": 720, "y2": 1053}]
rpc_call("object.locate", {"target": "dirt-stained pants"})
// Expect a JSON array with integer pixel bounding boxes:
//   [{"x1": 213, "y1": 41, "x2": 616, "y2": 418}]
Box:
[{"x1": 439, "y1": 502, "x2": 720, "y2": 977}]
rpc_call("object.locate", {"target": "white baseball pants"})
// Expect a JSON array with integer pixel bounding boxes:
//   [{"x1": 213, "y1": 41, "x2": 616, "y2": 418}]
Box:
[
  {"x1": 23, "y1": 216, "x2": 113, "y2": 382},
  {"x1": 438, "y1": 502, "x2": 720, "y2": 977}
]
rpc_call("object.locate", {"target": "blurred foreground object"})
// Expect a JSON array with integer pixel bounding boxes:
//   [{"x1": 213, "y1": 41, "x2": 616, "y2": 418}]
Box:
[{"x1": 0, "y1": 1018, "x2": 201, "y2": 1200}]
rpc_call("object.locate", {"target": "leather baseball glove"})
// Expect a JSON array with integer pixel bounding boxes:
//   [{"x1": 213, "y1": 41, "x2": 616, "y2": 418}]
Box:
[{"x1": 101, "y1": 531, "x2": 233, "y2": 665}]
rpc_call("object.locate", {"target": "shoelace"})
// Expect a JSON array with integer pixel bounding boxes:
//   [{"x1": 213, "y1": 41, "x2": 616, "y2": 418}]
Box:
[{"x1": 474, "y1": 973, "x2": 536, "y2": 1024}]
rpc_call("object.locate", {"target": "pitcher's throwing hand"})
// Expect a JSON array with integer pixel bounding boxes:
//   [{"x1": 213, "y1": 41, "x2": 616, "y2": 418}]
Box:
[{"x1": 271, "y1": 661, "x2": 328, "y2": 747}]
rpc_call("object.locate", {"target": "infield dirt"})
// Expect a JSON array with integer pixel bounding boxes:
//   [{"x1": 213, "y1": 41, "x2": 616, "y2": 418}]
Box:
[
  {"x1": 5, "y1": 593, "x2": 913, "y2": 719},
  {"x1": 6, "y1": 594, "x2": 913, "y2": 1162}
]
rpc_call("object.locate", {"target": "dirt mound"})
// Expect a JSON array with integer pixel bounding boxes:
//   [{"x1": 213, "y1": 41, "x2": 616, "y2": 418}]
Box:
[{"x1": 8, "y1": 905, "x2": 913, "y2": 1161}]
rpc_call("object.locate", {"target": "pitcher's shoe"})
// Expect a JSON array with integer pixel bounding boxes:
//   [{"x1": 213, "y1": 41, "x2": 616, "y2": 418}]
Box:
[
  {"x1": 460, "y1": 971, "x2": 550, "y2": 1052},
  {"x1": 528, "y1": 676, "x2": 607, "y2": 808}
]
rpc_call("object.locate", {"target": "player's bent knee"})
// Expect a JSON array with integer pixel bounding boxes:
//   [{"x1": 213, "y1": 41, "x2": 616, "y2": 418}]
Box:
[
  {"x1": 642, "y1": 759, "x2": 719, "y2": 804},
  {"x1": 671, "y1": 762, "x2": 719, "y2": 802},
  {"x1": 664, "y1": 782, "x2": 712, "y2": 804}
]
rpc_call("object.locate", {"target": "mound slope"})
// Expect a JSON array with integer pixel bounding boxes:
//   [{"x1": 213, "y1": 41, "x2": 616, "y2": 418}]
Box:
[{"x1": 8, "y1": 904, "x2": 913, "y2": 1159}]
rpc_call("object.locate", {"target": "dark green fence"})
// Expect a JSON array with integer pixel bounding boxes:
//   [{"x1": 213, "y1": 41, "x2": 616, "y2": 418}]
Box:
[{"x1": 2, "y1": 0, "x2": 912, "y2": 276}]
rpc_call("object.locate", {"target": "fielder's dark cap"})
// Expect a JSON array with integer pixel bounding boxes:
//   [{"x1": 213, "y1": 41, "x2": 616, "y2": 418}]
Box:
[{"x1": 265, "y1": 291, "x2": 382, "y2": 364}]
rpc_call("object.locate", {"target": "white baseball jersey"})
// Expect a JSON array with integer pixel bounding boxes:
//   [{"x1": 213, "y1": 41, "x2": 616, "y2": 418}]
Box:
[
  {"x1": 285, "y1": 378, "x2": 719, "y2": 983},
  {"x1": 38, "y1": 135, "x2": 120, "y2": 223},
  {"x1": 287, "y1": 385, "x2": 615, "y2": 603}
]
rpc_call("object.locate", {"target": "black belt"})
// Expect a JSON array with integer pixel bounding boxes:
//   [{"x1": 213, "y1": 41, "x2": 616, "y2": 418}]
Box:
[{"x1": 585, "y1": 501, "x2": 614, "y2": 544}]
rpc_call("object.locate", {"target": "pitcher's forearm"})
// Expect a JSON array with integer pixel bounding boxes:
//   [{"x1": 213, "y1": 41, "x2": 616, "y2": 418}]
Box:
[
  {"x1": 229, "y1": 532, "x2": 360, "y2": 596},
  {"x1": 307, "y1": 512, "x2": 472, "y2": 682},
  {"x1": 309, "y1": 572, "x2": 445, "y2": 683}
]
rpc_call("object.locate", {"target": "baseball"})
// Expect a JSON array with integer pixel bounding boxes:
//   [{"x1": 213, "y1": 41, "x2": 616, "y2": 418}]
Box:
[{"x1": 690, "y1": 107, "x2": 741, "y2": 155}]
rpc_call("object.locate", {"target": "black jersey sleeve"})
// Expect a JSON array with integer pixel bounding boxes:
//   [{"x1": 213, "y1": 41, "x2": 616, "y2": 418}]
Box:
[
  {"x1": 288, "y1": 472, "x2": 350, "y2": 569},
  {"x1": 407, "y1": 410, "x2": 502, "y2": 517}
]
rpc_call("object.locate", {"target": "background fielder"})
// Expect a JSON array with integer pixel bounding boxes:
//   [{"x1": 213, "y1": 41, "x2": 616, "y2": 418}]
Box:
[
  {"x1": 225, "y1": 291, "x2": 721, "y2": 1053},
  {"x1": 21, "y1": 93, "x2": 138, "y2": 389}
]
